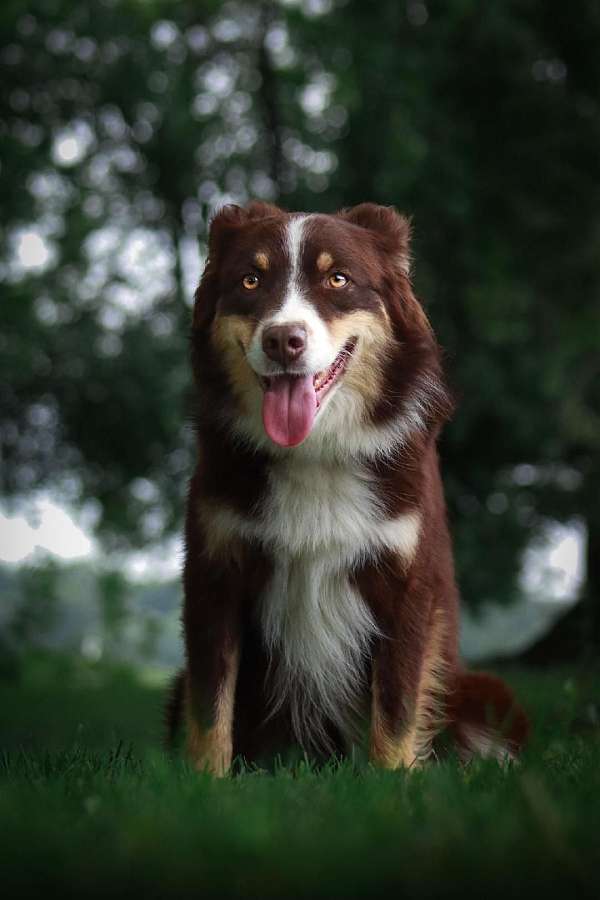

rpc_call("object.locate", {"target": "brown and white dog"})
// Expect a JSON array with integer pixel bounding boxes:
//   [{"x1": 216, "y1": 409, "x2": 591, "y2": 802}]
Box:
[{"x1": 166, "y1": 201, "x2": 528, "y2": 774}]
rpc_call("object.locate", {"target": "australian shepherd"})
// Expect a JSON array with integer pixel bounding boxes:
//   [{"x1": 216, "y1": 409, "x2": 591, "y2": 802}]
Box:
[{"x1": 166, "y1": 201, "x2": 528, "y2": 774}]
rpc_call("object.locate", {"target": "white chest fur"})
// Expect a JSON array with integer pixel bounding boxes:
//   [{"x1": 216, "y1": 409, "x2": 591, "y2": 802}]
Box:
[
  {"x1": 261, "y1": 550, "x2": 379, "y2": 749},
  {"x1": 207, "y1": 458, "x2": 421, "y2": 749},
  {"x1": 211, "y1": 458, "x2": 421, "y2": 565}
]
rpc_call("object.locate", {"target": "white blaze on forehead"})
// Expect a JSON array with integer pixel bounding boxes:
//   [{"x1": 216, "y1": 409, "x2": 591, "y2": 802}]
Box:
[
  {"x1": 247, "y1": 214, "x2": 337, "y2": 375},
  {"x1": 286, "y1": 214, "x2": 307, "y2": 286},
  {"x1": 270, "y1": 214, "x2": 314, "y2": 323}
]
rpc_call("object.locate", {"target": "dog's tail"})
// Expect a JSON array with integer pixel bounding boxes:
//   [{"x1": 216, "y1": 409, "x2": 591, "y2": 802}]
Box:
[
  {"x1": 447, "y1": 670, "x2": 529, "y2": 761},
  {"x1": 164, "y1": 669, "x2": 185, "y2": 752}
]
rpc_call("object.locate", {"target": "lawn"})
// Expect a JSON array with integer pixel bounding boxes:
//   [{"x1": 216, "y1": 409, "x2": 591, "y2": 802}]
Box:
[{"x1": 0, "y1": 651, "x2": 598, "y2": 899}]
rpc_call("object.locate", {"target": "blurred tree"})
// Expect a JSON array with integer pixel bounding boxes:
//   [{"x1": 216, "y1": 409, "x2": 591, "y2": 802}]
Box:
[
  {"x1": 0, "y1": 559, "x2": 60, "y2": 674},
  {"x1": 1, "y1": 0, "x2": 599, "y2": 654},
  {"x1": 0, "y1": 0, "x2": 331, "y2": 546},
  {"x1": 287, "y1": 0, "x2": 600, "y2": 652},
  {"x1": 138, "y1": 613, "x2": 162, "y2": 662},
  {"x1": 97, "y1": 568, "x2": 129, "y2": 652}
]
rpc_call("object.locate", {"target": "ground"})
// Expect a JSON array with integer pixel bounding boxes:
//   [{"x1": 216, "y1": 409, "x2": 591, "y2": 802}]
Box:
[{"x1": 0, "y1": 651, "x2": 598, "y2": 899}]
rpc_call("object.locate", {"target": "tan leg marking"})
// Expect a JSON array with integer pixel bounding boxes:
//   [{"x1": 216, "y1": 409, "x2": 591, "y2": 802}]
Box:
[
  {"x1": 185, "y1": 644, "x2": 240, "y2": 777},
  {"x1": 411, "y1": 608, "x2": 449, "y2": 760},
  {"x1": 370, "y1": 608, "x2": 448, "y2": 769},
  {"x1": 370, "y1": 673, "x2": 420, "y2": 769}
]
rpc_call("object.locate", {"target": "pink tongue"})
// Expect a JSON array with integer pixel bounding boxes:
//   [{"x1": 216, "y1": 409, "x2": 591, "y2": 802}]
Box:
[{"x1": 262, "y1": 375, "x2": 317, "y2": 447}]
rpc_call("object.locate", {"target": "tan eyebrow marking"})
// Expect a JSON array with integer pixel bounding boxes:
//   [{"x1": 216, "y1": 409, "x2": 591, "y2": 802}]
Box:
[
  {"x1": 316, "y1": 251, "x2": 333, "y2": 272},
  {"x1": 254, "y1": 251, "x2": 269, "y2": 271}
]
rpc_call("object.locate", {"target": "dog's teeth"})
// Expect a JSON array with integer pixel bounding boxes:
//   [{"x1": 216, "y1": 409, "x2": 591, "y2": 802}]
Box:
[{"x1": 312, "y1": 342, "x2": 355, "y2": 406}]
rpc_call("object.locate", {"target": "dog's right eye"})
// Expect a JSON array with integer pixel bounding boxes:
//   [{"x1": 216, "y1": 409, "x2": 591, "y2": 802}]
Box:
[
  {"x1": 242, "y1": 274, "x2": 260, "y2": 290},
  {"x1": 328, "y1": 272, "x2": 349, "y2": 289}
]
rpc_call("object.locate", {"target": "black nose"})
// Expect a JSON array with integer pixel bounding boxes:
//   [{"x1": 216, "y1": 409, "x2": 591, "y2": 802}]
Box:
[{"x1": 262, "y1": 323, "x2": 307, "y2": 366}]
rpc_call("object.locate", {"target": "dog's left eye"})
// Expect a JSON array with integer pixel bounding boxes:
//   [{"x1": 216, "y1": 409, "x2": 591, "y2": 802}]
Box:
[
  {"x1": 242, "y1": 274, "x2": 260, "y2": 290},
  {"x1": 328, "y1": 272, "x2": 348, "y2": 288}
]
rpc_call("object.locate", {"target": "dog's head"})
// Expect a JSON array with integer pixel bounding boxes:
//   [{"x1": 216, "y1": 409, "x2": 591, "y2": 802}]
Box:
[{"x1": 192, "y1": 201, "x2": 449, "y2": 457}]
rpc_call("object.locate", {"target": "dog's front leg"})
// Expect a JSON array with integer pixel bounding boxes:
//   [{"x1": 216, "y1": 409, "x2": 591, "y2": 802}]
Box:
[
  {"x1": 358, "y1": 562, "x2": 445, "y2": 770},
  {"x1": 369, "y1": 627, "x2": 426, "y2": 770},
  {"x1": 183, "y1": 551, "x2": 242, "y2": 777},
  {"x1": 370, "y1": 600, "x2": 449, "y2": 769}
]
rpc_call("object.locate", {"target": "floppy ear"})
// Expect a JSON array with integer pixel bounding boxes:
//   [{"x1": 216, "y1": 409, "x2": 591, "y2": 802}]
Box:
[
  {"x1": 205, "y1": 203, "x2": 248, "y2": 255},
  {"x1": 340, "y1": 203, "x2": 412, "y2": 276},
  {"x1": 208, "y1": 200, "x2": 283, "y2": 245},
  {"x1": 342, "y1": 203, "x2": 433, "y2": 337},
  {"x1": 192, "y1": 208, "x2": 239, "y2": 330},
  {"x1": 193, "y1": 202, "x2": 284, "y2": 329},
  {"x1": 245, "y1": 200, "x2": 283, "y2": 220},
  {"x1": 205, "y1": 201, "x2": 284, "y2": 263}
]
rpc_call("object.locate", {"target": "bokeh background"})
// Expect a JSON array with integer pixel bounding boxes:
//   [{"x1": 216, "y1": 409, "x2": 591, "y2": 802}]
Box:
[{"x1": 1, "y1": 0, "x2": 599, "y2": 687}]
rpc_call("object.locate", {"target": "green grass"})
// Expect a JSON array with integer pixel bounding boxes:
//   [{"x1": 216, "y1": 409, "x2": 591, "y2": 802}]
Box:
[{"x1": 1, "y1": 652, "x2": 599, "y2": 899}]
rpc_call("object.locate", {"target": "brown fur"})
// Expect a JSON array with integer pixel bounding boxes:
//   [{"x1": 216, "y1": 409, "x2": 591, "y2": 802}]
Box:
[{"x1": 167, "y1": 201, "x2": 528, "y2": 774}]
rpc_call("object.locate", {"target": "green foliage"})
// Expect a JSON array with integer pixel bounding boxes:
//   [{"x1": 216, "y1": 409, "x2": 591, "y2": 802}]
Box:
[
  {"x1": 290, "y1": 0, "x2": 600, "y2": 609},
  {"x1": 0, "y1": 649, "x2": 164, "y2": 749},
  {"x1": 0, "y1": 560, "x2": 61, "y2": 673},
  {"x1": 1, "y1": 1, "x2": 599, "y2": 614},
  {"x1": 97, "y1": 568, "x2": 130, "y2": 644},
  {"x1": 1, "y1": 651, "x2": 600, "y2": 898},
  {"x1": 0, "y1": 560, "x2": 185, "y2": 674},
  {"x1": 11, "y1": 559, "x2": 61, "y2": 643}
]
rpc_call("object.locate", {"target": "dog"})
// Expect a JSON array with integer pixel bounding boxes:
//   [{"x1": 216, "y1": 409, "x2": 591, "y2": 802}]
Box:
[{"x1": 166, "y1": 200, "x2": 528, "y2": 774}]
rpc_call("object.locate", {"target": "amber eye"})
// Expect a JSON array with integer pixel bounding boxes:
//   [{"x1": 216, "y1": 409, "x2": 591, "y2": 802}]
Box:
[
  {"x1": 242, "y1": 273, "x2": 260, "y2": 290},
  {"x1": 328, "y1": 272, "x2": 348, "y2": 288}
]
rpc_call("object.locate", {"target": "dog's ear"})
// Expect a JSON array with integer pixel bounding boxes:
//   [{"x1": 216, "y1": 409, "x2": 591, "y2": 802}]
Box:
[
  {"x1": 341, "y1": 203, "x2": 432, "y2": 337},
  {"x1": 245, "y1": 200, "x2": 283, "y2": 220},
  {"x1": 192, "y1": 207, "x2": 244, "y2": 330},
  {"x1": 210, "y1": 199, "x2": 283, "y2": 232},
  {"x1": 206, "y1": 201, "x2": 283, "y2": 255},
  {"x1": 340, "y1": 203, "x2": 412, "y2": 276},
  {"x1": 206, "y1": 203, "x2": 248, "y2": 253},
  {"x1": 193, "y1": 202, "x2": 284, "y2": 329}
]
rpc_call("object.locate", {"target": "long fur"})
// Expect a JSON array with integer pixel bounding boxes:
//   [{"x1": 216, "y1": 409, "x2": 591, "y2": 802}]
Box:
[
  {"x1": 168, "y1": 201, "x2": 528, "y2": 771},
  {"x1": 448, "y1": 670, "x2": 529, "y2": 761}
]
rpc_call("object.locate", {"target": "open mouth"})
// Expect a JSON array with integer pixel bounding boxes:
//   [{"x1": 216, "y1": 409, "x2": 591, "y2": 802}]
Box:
[
  {"x1": 312, "y1": 338, "x2": 357, "y2": 409},
  {"x1": 261, "y1": 338, "x2": 357, "y2": 409},
  {"x1": 260, "y1": 338, "x2": 357, "y2": 448}
]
